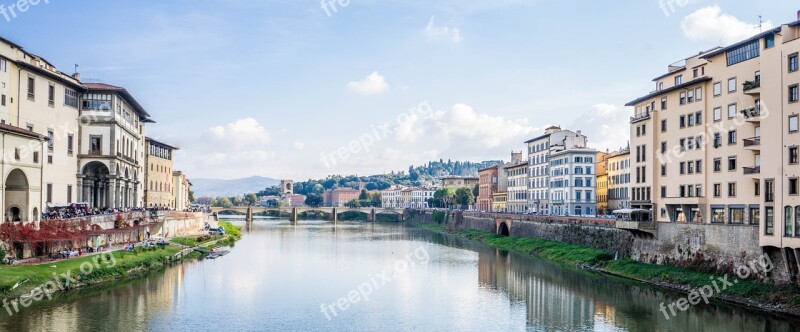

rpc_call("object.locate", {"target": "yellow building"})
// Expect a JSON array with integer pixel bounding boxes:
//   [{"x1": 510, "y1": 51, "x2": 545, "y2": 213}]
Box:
[
  {"x1": 145, "y1": 138, "x2": 177, "y2": 209},
  {"x1": 440, "y1": 176, "x2": 479, "y2": 188},
  {"x1": 172, "y1": 171, "x2": 192, "y2": 211},
  {"x1": 596, "y1": 152, "x2": 609, "y2": 215}
]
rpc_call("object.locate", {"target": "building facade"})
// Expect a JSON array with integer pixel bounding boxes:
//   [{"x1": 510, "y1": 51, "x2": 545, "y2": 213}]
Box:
[
  {"x1": 596, "y1": 152, "x2": 609, "y2": 215},
  {"x1": 323, "y1": 187, "x2": 360, "y2": 207},
  {"x1": 506, "y1": 161, "x2": 528, "y2": 213},
  {"x1": 548, "y1": 148, "x2": 598, "y2": 216},
  {"x1": 477, "y1": 165, "x2": 499, "y2": 211},
  {"x1": 626, "y1": 20, "x2": 800, "y2": 255},
  {"x1": 380, "y1": 186, "x2": 434, "y2": 209},
  {"x1": 525, "y1": 126, "x2": 589, "y2": 214},
  {"x1": 145, "y1": 138, "x2": 177, "y2": 209},
  {"x1": 607, "y1": 150, "x2": 631, "y2": 212},
  {"x1": 440, "y1": 176, "x2": 479, "y2": 188}
]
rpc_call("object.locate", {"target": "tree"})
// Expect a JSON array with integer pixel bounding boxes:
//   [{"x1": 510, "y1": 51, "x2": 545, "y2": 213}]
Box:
[
  {"x1": 305, "y1": 194, "x2": 323, "y2": 207},
  {"x1": 472, "y1": 184, "x2": 480, "y2": 198},
  {"x1": 244, "y1": 193, "x2": 259, "y2": 206},
  {"x1": 345, "y1": 199, "x2": 362, "y2": 208},
  {"x1": 188, "y1": 190, "x2": 195, "y2": 203},
  {"x1": 212, "y1": 197, "x2": 233, "y2": 208},
  {"x1": 434, "y1": 187, "x2": 456, "y2": 208},
  {"x1": 359, "y1": 189, "x2": 369, "y2": 200},
  {"x1": 455, "y1": 187, "x2": 475, "y2": 207}
]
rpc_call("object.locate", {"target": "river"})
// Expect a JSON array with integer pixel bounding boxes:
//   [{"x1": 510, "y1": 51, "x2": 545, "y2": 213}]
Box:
[{"x1": 1, "y1": 219, "x2": 797, "y2": 331}]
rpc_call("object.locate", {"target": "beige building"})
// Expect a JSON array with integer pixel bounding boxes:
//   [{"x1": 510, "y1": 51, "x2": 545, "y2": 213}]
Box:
[
  {"x1": 506, "y1": 161, "x2": 528, "y2": 213},
  {"x1": 597, "y1": 152, "x2": 609, "y2": 215},
  {"x1": 626, "y1": 20, "x2": 800, "y2": 255},
  {"x1": 172, "y1": 171, "x2": 192, "y2": 211},
  {"x1": 606, "y1": 150, "x2": 631, "y2": 212},
  {"x1": 145, "y1": 138, "x2": 177, "y2": 209},
  {"x1": 440, "y1": 176, "x2": 478, "y2": 188}
]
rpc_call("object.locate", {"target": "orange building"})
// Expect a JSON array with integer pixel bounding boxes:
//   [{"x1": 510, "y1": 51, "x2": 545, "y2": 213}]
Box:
[{"x1": 478, "y1": 166, "x2": 499, "y2": 211}]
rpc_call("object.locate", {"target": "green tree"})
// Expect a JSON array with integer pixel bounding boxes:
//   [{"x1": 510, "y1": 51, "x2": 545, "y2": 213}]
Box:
[
  {"x1": 244, "y1": 193, "x2": 259, "y2": 206},
  {"x1": 305, "y1": 194, "x2": 323, "y2": 207},
  {"x1": 359, "y1": 189, "x2": 369, "y2": 200},
  {"x1": 455, "y1": 187, "x2": 475, "y2": 207},
  {"x1": 213, "y1": 197, "x2": 233, "y2": 208},
  {"x1": 472, "y1": 184, "x2": 479, "y2": 198},
  {"x1": 434, "y1": 187, "x2": 456, "y2": 208}
]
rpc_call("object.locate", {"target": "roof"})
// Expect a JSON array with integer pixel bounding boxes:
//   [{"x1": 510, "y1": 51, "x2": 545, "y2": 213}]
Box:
[
  {"x1": 0, "y1": 123, "x2": 47, "y2": 140},
  {"x1": 478, "y1": 165, "x2": 500, "y2": 172},
  {"x1": 146, "y1": 137, "x2": 179, "y2": 151},
  {"x1": 625, "y1": 77, "x2": 712, "y2": 107},
  {"x1": 699, "y1": 26, "x2": 782, "y2": 60},
  {"x1": 504, "y1": 162, "x2": 528, "y2": 169},
  {"x1": 15, "y1": 60, "x2": 83, "y2": 90},
  {"x1": 84, "y1": 83, "x2": 152, "y2": 118},
  {"x1": 524, "y1": 133, "x2": 551, "y2": 144}
]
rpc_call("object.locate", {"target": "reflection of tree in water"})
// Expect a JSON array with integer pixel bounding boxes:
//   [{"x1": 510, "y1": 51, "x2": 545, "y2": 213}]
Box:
[{"x1": 409, "y1": 227, "x2": 800, "y2": 332}]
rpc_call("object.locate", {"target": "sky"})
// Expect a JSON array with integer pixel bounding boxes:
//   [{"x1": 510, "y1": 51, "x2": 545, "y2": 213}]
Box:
[{"x1": 0, "y1": 0, "x2": 796, "y2": 180}]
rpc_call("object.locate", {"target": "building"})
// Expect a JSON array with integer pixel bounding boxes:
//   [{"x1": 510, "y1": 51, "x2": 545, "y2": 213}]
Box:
[
  {"x1": 492, "y1": 193, "x2": 507, "y2": 212},
  {"x1": 505, "y1": 160, "x2": 528, "y2": 213},
  {"x1": 625, "y1": 19, "x2": 800, "y2": 254},
  {"x1": 78, "y1": 83, "x2": 150, "y2": 210},
  {"x1": 323, "y1": 187, "x2": 360, "y2": 207},
  {"x1": 380, "y1": 186, "x2": 434, "y2": 208},
  {"x1": 440, "y1": 176, "x2": 479, "y2": 188},
  {"x1": 145, "y1": 138, "x2": 177, "y2": 209},
  {"x1": 548, "y1": 148, "x2": 598, "y2": 216},
  {"x1": 172, "y1": 171, "x2": 192, "y2": 211},
  {"x1": 607, "y1": 150, "x2": 631, "y2": 212},
  {"x1": 525, "y1": 126, "x2": 589, "y2": 214},
  {"x1": 597, "y1": 152, "x2": 609, "y2": 215},
  {"x1": 477, "y1": 165, "x2": 499, "y2": 211}
]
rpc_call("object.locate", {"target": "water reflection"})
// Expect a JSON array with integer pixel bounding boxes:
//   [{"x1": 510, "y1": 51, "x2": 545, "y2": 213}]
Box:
[{"x1": 1, "y1": 221, "x2": 798, "y2": 332}]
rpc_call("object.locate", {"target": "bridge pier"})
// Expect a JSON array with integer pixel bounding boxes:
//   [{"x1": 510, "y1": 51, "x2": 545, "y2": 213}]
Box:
[
  {"x1": 290, "y1": 207, "x2": 298, "y2": 224},
  {"x1": 331, "y1": 207, "x2": 337, "y2": 224},
  {"x1": 369, "y1": 208, "x2": 376, "y2": 222},
  {"x1": 246, "y1": 207, "x2": 254, "y2": 223}
]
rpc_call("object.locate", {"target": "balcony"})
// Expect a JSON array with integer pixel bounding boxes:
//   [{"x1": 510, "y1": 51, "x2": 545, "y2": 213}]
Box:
[
  {"x1": 740, "y1": 106, "x2": 762, "y2": 123},
  {"x1": 630, "y1": 111, "x2": 651, "y2": 124},
  {"x1": 743, "y1": 137, "x2": 761, "y2": 150},
  {"x1": 743, "y1": 166, "x2": 761, "y2": 175},
  {"x1": 743, "y1": 79, "x2": 761, "y2": 95}
]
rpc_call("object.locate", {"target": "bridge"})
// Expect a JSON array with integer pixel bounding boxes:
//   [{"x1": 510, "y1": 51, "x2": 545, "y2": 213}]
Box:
[{"x1": 209, "y1": 206, "x2": 405, "y2": 223}]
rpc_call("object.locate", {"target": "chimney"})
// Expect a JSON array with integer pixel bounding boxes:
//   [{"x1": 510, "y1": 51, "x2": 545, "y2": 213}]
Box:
[
  {"x1": 797, "y1": 10, "x2": 800, "y2": 21},
  {"x1": 72, "y1": 72, "x2": 81, "y2": 81}
]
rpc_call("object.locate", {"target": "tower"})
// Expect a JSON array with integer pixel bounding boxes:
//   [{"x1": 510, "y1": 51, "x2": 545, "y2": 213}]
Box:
[{"x1": 281, "y1": 180, "x2": 294, "y2": 195}]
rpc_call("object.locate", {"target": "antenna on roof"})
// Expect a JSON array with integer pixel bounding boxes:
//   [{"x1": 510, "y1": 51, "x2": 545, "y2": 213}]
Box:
[{"x1": 757, "y1": 15, "x2": 763, "y2": 32}]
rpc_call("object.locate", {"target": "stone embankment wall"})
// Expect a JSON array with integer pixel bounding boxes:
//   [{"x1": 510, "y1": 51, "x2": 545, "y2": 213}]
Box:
[
  {"x1": 152, "y1": 212, "x2": 207, "y2": 238},
  {"x1": 408, "y1": 210, "x2": 779, "y2": 283}
]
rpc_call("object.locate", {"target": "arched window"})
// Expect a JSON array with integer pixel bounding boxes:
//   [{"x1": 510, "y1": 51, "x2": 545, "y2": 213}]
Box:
[{"x1": 574, "y1": 206, "x2": 582, "y2": 216}]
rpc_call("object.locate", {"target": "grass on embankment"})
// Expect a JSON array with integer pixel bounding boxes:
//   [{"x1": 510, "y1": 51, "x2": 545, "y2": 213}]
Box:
[
  {"x1": 417, "y1": 223, "x2": 800, "y2": 305},
  {"x1": 0, "y1": 245, "x2": 193, "y2": 299},
  {"x1": 172, "y1": 221, "x2": 244, "y2": 249}
]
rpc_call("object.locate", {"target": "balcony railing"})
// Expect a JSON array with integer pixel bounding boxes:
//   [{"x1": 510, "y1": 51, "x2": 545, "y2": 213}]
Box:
[
  {"x1": 743, "y1": 166, "x2": 761, "y2": 175},
  {"x1": 630, "y1": 111, "x2": 651, "y2": 123},
  {"x1": 740, "y1": 106, "x2": 761, "y2": 119},
  {"x1": 743, "y1": 78, "x2": 761, "y2": 92},
  {"x1": 743, "y1": 137, "x2": 761, "y2": 147}
]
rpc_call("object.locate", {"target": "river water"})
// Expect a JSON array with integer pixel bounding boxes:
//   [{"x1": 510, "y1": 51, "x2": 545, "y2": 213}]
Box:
[{"x1": 1, "y1": 220, "x2": 797, "y2": 331}]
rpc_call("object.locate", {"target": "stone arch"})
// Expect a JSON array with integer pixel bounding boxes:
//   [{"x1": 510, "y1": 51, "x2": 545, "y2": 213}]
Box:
[
  {"x1": 498, "y1": 222, "x2": 510, "y2": 237},
  {"x1": 82, "y1": 161, "x2": 111, "y2": 209},
  {"x1": 5, "y1": 169, "x2": 29, "y2": 222}
]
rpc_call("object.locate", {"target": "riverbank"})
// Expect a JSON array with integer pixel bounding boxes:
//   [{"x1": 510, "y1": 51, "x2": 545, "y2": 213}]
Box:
[
  {"x1": 0, "y1": 245, "x2": 201, "y2": 303},
  {"x1": 171, "y1": 221, "x2": 243, "y2": 250},
  {"x1": 414, "y1": 223, "x2": 800, "y2": 318}
]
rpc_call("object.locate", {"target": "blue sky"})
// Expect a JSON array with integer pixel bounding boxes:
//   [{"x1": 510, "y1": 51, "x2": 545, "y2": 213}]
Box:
[{"x1": 1, "y1": 0, "x2": 796, "y2": 179}]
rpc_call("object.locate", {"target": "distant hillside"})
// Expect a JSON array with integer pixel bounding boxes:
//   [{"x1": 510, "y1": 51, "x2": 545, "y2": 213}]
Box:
[{"x1": 192, "y1": 176, "x2": 279, "y2": 197}]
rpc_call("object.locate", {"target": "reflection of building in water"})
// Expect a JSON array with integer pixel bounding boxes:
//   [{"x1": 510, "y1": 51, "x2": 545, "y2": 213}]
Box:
[
  {"x1": 474, "y1": 245, "x2": 795, "y2": 331},
  {"x1": 5, "y1": 263, "x2": 190, "y2": 331}
]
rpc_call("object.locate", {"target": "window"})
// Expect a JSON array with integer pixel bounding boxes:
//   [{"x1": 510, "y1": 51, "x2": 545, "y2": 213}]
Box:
[
  {"x1": 661, "y1": 97, "x2": 667, "y2": 110},
  {"x1": 688, "y1": 114, "x2": 695, "y2": 127},
  {"x1": 787, "y1": 206, "x2": 795, "y2": 237},
  {"x1": 711, "y1": 207, "x2": 725, "y2": 223},
  {"x1": 790, "y1": 53, "x2": 799, "y2": 72},
  {"x1": 679, "y1": 115, "x2": 686, "y2": 128},
  {"x1": 46, "y1": 184, "x2": 52, "y2": 204},
  {"x1": 661, "y1": 186, "x2": 667, "y2": 198},
  {"x1": 791, "y1": 147, "x2": 799, "y2": 164},
  {"x1": 790, "y1": 85, "x2": 799, "y2": 103},
  {"x1": 687, "y1": 161, "x2": 695, "y2": 174},
  {"x1": 713, "y1": 184, "x2": 721, "y2": 197},
  {"x1": 47, "y1": 130, "x2": 54, "y2": 151},
  {"x1": 90, "y1": 136, "x2": 102, "y2": 155},
  {"x1": 1, "y1": 94, "x2": 5, "y2": 106},
  {"x1": 747, "y1": 207, "x2": 759, "y2": 225},
  {"x1": 0, "y1": 59, "x2": 6, "y2": 72},
  {"x1": 33, "y1": 151, "x2": 38, "y2": 163},
  {"x1": 728, "y1": 104, "x2": 737, "y2": 118},
  {"x1": 661, "y1": 164, "x2": 667, "y2": 176},
  {"x1": 14, "y1": 148, "x2": 20, "y2": 161},
  {"x1": 661, "y1": 119, "x2": 667, "y2": 132},
  {"x1": 791, "y1": 178, "x2": 799, "y2": 196},
  {"x1": 81, "y1": 93, "x2": 112, "y2": 111},
  {"x1": 48, "y1": 84, "x2": 55, "y2": 107},
  {"x1": 728, "y1": 182, "x2": 737, "y2": 197},
  {"x1": 680, "y1": 92, "x2": 686, "y2": 105},
  {"x1": 728, "y1": 156, "x2": 737, "y2": 171},
  {"x1": 661, "y1": 142, "x2": 667, "y2": 154},
  {"x1": 728, "y1": 78, "x2": 737, "y2": 92},
  {"x1": 713, "y1": 107, "x2": 721, "y2": 121},
  {"x1": 714, "y1": 158, "x2": 721, "y2": 172},
  {"x1": 693, "y1": 68, "x2": 699, "y2": 78},
  {"x1": 730, "y1": 208, "x2": 745, "y2": 224},
  {"x1": 27, "y1": 77, "x2": 35, "y2": 100},
  {"x1": 67, "y1": 134, "x2": 74, "y2": 155},
  {"x1": 765, "y1": 33, "x2": 775, "y2": 49},
  {"x1": 766, "y1": 207, "x2": 774, "y2": 235},
  {"x1": 64, "y1": 89, "x2": 78, "y2": 108},
  {"x1": 67, "y1": 185, "x2": 72, "y2": 203},
  {"x1": 728, "y1": 130, "x2": 737, "y2": 145},
  {"x1": 796, "y1": 207, "x2": 800, "y2": 237},
  {"x1": 695, "y1": 111, "x2": 702, "y2": 125},
  {"x1": 696, "y1": 88, "x2": 703, "y2": 101},
  {"x1": 696, "y1": 160, "x2": 702, "y2": 174},
  {"x1": 675, "y1": 75, "x2": 683, "y2": 85},
  {"x1": 679, "y1": 162, "x2": 686, "y2": 174},
  {"x1": 713, "y1": 82, "x2": 722, "y2": 96},
  {"x1": 687, "y1": 90, "x2": 694, "y2": 103},
  {"x1": 680, "y1": 138, "x2": 686, "y2": 151},
  {"x1": 726, "y1": 40, "x2": 759, "y2": 66},
  {"x1": 791, "y1": 115, "x2": 799, "y2": 133}
]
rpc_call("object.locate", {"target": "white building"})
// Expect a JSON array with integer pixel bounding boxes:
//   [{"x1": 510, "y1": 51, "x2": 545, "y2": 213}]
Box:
[
  {"x1": 607, "y1": 150, "x2": 631, "y2": 212},
  {"x1": 549, "y1": 148, "x2": 598, "y2": 216},
  {"x1": 526, "y1": 126, "x2": 589, "y2": 214},
  {"x1": 381, "y1": 186, "x2": 434, "y2": 208},
  {"x1": 506, "y1": 161, "x2": 528, "y2": 213}
]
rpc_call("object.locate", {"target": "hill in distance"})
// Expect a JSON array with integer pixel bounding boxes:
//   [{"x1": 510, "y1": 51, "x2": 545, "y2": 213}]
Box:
[{"x1": 192, "y1": 176, "x2": 280, "y2": 198}]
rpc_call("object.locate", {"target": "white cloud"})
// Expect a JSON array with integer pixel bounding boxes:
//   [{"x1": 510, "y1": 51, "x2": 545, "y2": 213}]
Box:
[
  {"x1": 424, "y1": 16, "x2": 462, "y2": 43},
  {"x1": 681, "y1": 6, "x2": 773, "y2": 45},
  {"x1": 205, "y1": 118, "x2": 271, "y2": 148},
  {"x1": 293, "y1": 141, "x2": 305, "y2": 150},
  {"x1": 571, "y1": 103, "x2": 631, "y2": 152},
  {"x1": 346, "y1": 72, "x2": 390, "y2": 95}
]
